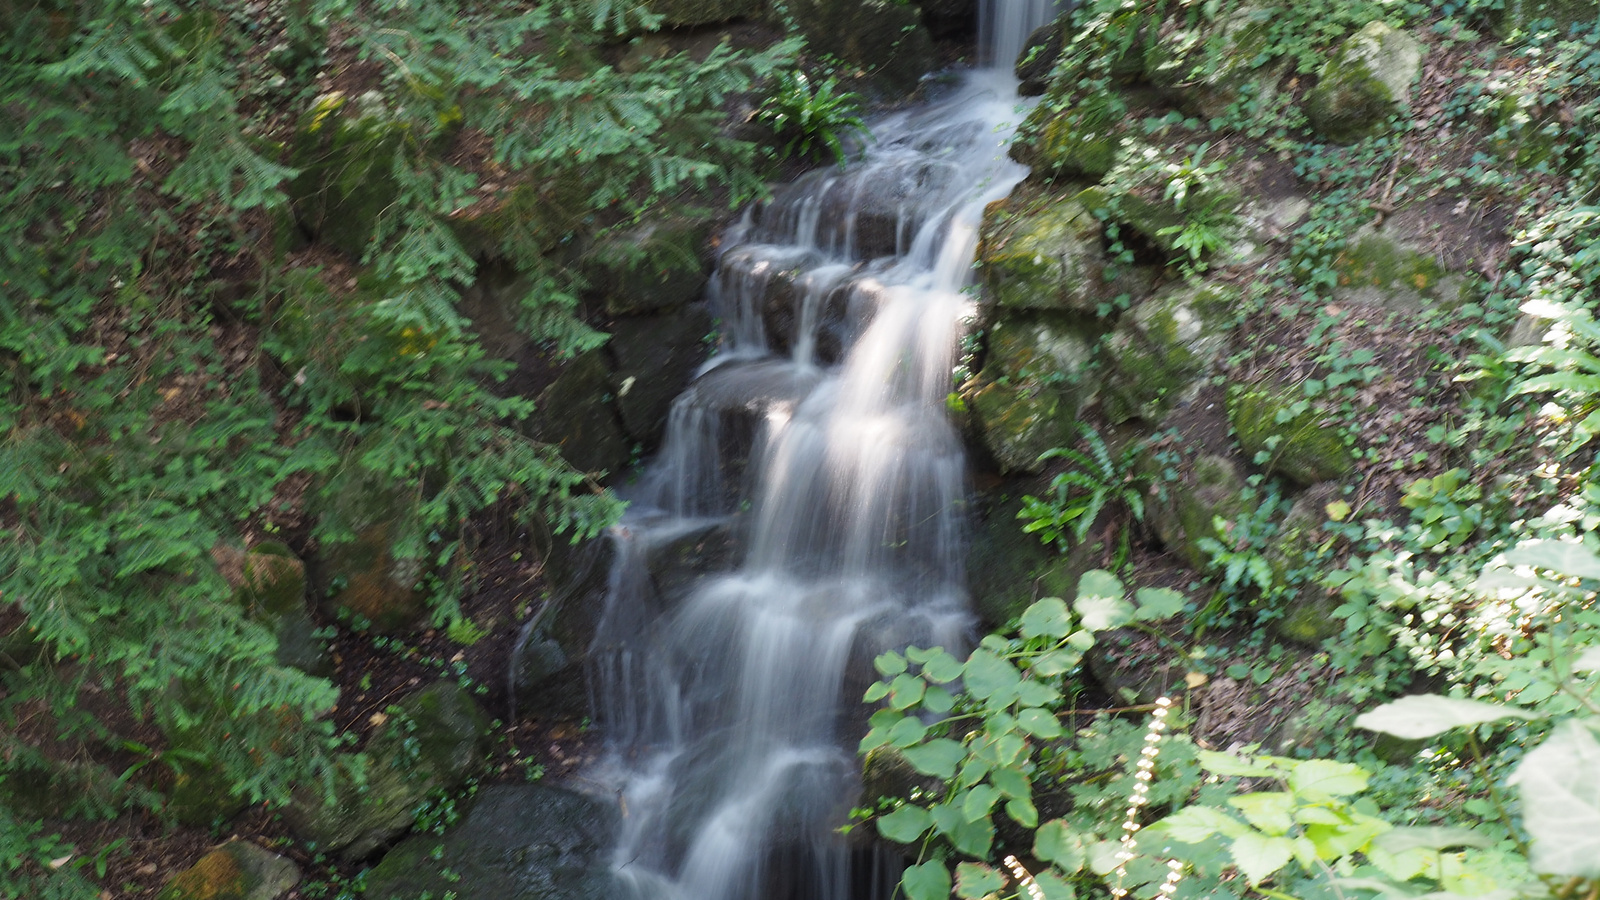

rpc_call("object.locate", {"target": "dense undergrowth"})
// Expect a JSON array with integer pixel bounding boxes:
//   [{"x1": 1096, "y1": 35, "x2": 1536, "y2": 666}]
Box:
[
  {"x1": 861, "y1": 1, "x2": 1600, "y2": 899},
  {"x1": 0, "y1": 0, "x2": 800, "y2": 895}
]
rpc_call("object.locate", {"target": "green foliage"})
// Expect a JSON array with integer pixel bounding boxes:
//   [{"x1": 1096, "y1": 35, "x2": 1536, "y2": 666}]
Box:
[
  {"x1": 1399, "y1": 467, "x2": 1484, "y2": 550},
  {"x1": 1018, "y1": 426, "x2": 1149, "y2": 552},
  {"x1": 757, "y1": 68, "x2": 869, "y2": 167}
]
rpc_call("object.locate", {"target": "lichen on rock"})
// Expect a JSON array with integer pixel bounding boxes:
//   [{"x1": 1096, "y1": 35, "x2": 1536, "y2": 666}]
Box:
[
  {"x1": 1303, "y1": 21, "x2": 1423, "y2": 143},
  {"x1": 978, "y1": 191, "x2": 1154, "y2": 312},
  {"x1": 1227, "y1": 383, "x2": 1356, "y2": 486},
  {"x1": 1100, "y1": 279, "x2": 1239, "y2": 425}
]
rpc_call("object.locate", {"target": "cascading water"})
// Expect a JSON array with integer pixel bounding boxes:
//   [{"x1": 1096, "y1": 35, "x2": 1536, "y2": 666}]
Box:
[{"x1": 585, "y1": 5, "x2": 1055, "y2": 899}]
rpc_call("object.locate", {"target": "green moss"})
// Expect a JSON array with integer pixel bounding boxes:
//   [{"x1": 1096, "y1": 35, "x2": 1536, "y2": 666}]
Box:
[
  {"x1": 1227, "y1": 383, "x2": 1356, "y2": 486},
  {"x1": 1101, "y1": 281, "x2": 1238, "y2": 425},
  {"x1": 1011, "y1": 102, "x2": 1123, "y2": 180},
  {"x1": 1303, "y1": 22, "x2": 1422, "y2": 143},
  {"x1": 967, "y1": 379, "x2": 1078, "y2": 475},
  {"x1": 1142, "y1": 452, "x2": 1250, "y2": 568},
  {"x1": 1331, "y1": 228, "x2": 1476, "y2": 312}
]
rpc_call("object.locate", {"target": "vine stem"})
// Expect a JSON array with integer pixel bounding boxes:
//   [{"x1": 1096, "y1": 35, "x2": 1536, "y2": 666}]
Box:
[{"x1": 1465, "y1": 730, "x2": 1531, "y2": 861}]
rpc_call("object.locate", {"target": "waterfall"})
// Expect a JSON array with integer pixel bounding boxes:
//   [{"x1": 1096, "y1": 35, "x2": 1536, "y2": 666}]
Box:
[
  {"x1": 980, "y1": 0, "x2": 1066, "y2": 69},
  {"x1": 583, "y1": 6, "x2": 1055, "y2": 900}
]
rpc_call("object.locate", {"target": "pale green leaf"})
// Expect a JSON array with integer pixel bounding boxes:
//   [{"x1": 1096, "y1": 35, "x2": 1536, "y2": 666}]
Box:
[
  {"x1": 1074, "y1": 570, "x2": 1133, "y2": 631},
  {"x1": 862, "y1": 680, "x2": 889, "y2": 702},
  {"x1": 921, "y1": 648, "x2": 966, "y2": 684},
  {"x1": 1503, "y1": 539, "x2": 1600, "y2": 580},
  {"x1": 875, "y1": 651, "x2": 907, "y2": 676},
  {"x1": 1509, "y1": 720, "x2": 1600, "y2": 877},
  {"x1": 1016, "y1": 680, "x2": 1062, "y2": 707},
  {"x1": 962, "y1": 784, "x2": 1002, "y2": 823},
  {"x1": 1029, "y1": 649, "x2": 1082, "y2": 676},
  {"x1": 1032, "y1": 871, "x2": 1076, "y2": 900},
  {"x1": 887, "y1": 716, "x2": 929, "y2": 748},
  {"x1": 1156, "y1": 805, "x2": 1251, "y2": 843},
  {"x1": 1231, "y1": 831, "x2": 1295, "y2": 885},
  {"x1": 902, "y1": 739, "x2": 968, "y2": 780},
  {"x1": 1017, "y1": 707, "x2": 1063, "y2": 738},
  {"x1": 1573, "y1": 647, "x2": 1600, "y2": 673},
  {"x1": 877, "y1": 804, "x2": 932, "y2": 843},
  {"x1": 1354, "y1": 695, "x2": 1538, "y2": 740},
  {"x1": 955, "y1": 862, "x2": 1005, "y2": 899},
  {"x1": 1006, "y1": 795, "x2": 1038, "y2": 828},
  {"x1": 1087, "y1": 840, "x2": 1123, "y2": 876},
  {"x1": 1373, "y1": 826, "x2": 1493, "y2": 854},
  {"x1": 903, "y1": 861, "x2": 951, "y2": 900},
  {"x1": 1287, "y1": 759, "x2": 1370, "y2": 798},
  {"x1": 989, "y1": 765, "x2": 1031, "y2": 800},
  {"x1": 963, "y1": 649, "x2": 1022, "y2": 701},
  {"x1": 1229, "y1": 792, "x2": 1294, "y2": 836},
  {"x1": 1021, "y1": 597, "x2": 1073, "y2": 639},
  {"x1": 888, "y1": 672, "x2": 925, "y2": 710},
  {"x1": 1034, "y1": 819, "x2": 1087, "y2": 872},
  {"x1": 1133, "y1": 586, "x2": 1186, "y2": 621}
]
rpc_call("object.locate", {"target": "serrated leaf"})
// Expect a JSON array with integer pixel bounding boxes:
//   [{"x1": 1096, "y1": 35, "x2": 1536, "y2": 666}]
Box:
[
  {"x1": 1231, "y1": 831, "x2": 1295, "y2": 885},
  {"x1": 1074, "y1": 570, "x2": 1133, "y2": 631},
  {"x1": 955, "y1": 862, "x2": 1005, "y2": 899},
  {"x1": 1017, "y1": 707, "x2": 1063, "y2": 738},
  {"x1": 1229, "y1": 792, "x2": 1294, "y2": 835},
  {"x1": 1133, "y1": 586, "x2": 1186, "y2": 621},
  {"x1": 1157, "y1": 805, "x2": 1251, "y2": 843},
  {"x1": 877, "y1": 804, "x2": 932, "y2": 843},
  {"x1": 1287, "y1": 759, "x2": 1370, "y2": 798},
  {"x1": 1509, "y1": 720, "x2": 1600, "y2": 876},
  {"x1": 1354, "y1": 695, "x2": 1538, "y2": 740},
  {"x1": 1504, "y1": 539, "x2": 1600, "y2": 580},
  {"x1": 1087, "y1": 840, "x2": 1122, "y2": 876},
  {"x1": 903, "y1": 861, "x2": 951, "y2": 900},
  {"x1": 1034, "y1": 819, "x2": 1087, "y2": 872},
  {"x1": 902, "y1": 739, "x2": 967, "y2": 780},
  {"x1": 1021, "y1": 597, "x2": 1074, "y2": 639}
]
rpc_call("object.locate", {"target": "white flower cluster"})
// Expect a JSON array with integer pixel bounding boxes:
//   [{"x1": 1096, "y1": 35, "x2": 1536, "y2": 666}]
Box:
[{"x1": 1111, "y1": 697, "x2": 1183, "y2": 899}]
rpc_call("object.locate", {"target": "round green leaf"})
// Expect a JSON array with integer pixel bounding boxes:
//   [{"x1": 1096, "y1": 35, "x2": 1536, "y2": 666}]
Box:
[
  {"x1": 1034, "y1": 819, "x2": 1086, "y2": 872},
  {"x1": 1017, "y1": 706, "x2": 1063, "y2": 738},
  {"x1": 1354, "y1": 694, "x2": 1538, "y2": 740},
  {"x1": 920, "y1": 648, "x2": 966, "y2": 684},
  {"x1": 1020, "y1": 597, "x2": 1073, "y2": 639},
  {"x1": 1005, "y1": 795, "x2": 1038, "y2": 828},
  {"x1": 955, "y1": 862, "x2": 1005, "y2": 899},
  {"x1": 887, "y1": 715, "x2": 929, "y2": 748},
  {"x1": 888, "y1": 672, "x2": 926, "y2": 710},
  {"x1": 962, "y1": 648, "x2": 1022, "y2": 700},
  {"x1": 862, "y1": 680, "x2": 889, "y2": 702},
  {"x1": 902, "y1": 861, "x2": 950, "y2": 900},
  {"x1": 902, "y1": 738, "x2": 967, "y2": 780},
  {"x1": 875, "y1": 651, "x2": 907, "y2": 676},
  {"x1": 877, "y1": 803, "x2": 933, "y2": 844}
]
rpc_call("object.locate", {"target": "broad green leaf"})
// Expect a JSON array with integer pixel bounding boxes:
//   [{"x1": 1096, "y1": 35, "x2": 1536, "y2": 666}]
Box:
[
  {"x1": 1133, "y1": 586, "x2": 1186, "y2": 621},
  {"x1": 862, "y1": 680, "x2": 889, "y2": 702},
  {"x1": 1366, "y1": 844, "x2": 1434, "y2": 883},
  {"x1": 989, "y1": 766, "x2": 1031, "y2": 800},
  {"x1": 887, "y1": 716, "x2": 929, "y2": 748},
  {"x1": 902, "y1": 739, "x2": 967, "y2": 780},
  {"x1": 1020, "y1": 597, "x2": 1073, "y2": 639},
  {"x1": 922, "y1": 684, "x2": 956, "y2": 714},
  {"x1": 1354, "y1": 695, "x2": 1538, "y2": 740},
  {"x1": 1509, "y1": 720, "x2": 1600, "y2": 876},
  {"x1": 1503, "y1": 539, "x2": 1600, "y2": 580},
  {"x1": 877, "y1": 804, "x2": 932, "y2": 843},
  {"x1": 1229, "y1": 792, "x2": 1294, "y2": 835},
  {"x1": 1017, "y1": 707, "x2": 1063, "y2": 738},
  {"x1": 1029, "y1": 649, "x2": 1082, "y2": 676},
  {"x1": 1074, "y1": 570, "x2": 1133, "y2": 631},
  {"x1": 1066, "y1": 630, "x2": 1096, "y2": 651},
  {"x1": 1006, "y1": 795, "x2": 1038, "y2": 828},
  {"x1": 1287, "y1": 759, "x2": 1370, "y2": 798},
  {"x1": 875, "y1": 651, "x2": 907, "y2": 676},
  {"x1": 932, "y1": 800, "x2": 995, "y2": 856},
  {"x1": 1373, "y1": 826, "x2": 1492, "y2": 854},
  {"x1": 1155, "y1": 805, "x2": 1251, "y2": 842},
  {"x1": 921, "y1": 648, "x2": 966, "y2": 684},
  {"x1": 902, "y1": 861, "x2": 951, "y2": 900},
  {"x1": 1087, "y1": 840, "x2": 1123, "y2": 876},
  {"x1": 1196, "y1": 749, "x2": 1279, "y2": 778},
  {"x1": 1032, "y1": 871, "x2": 1076, "y2": 900},
  {"x1": 963, "y1": 649, "x2": 1022, "y2": 700},
  {"x1": 888, "y1": 673, "x2": 925, "y2": 710},
  {"x1": 961, "y1": 784, "x2": 1001, "y2": 823},
  {"x1": 955, "y1": 862, "x2": 1005, "y2": 899},
  {"x1": 1303, "y1": 812, "x2": 1389, "y2": 859},
  {"x1": 905, "y1": 646, "x2": 936, "y2": 663},
  {"x1": 1016, "y1": 680, "x2": 1062, "y2": 707},
  {"x1": 1034, "y1": 819, "x2": 1087, "y2": 872},
  {"x1": 1231, "y1": 831, "x2": 1295, "y2": 885}
]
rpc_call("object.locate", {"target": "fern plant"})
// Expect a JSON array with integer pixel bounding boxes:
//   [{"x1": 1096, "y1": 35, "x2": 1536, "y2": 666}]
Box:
[
  {"x1": 757, "y1": 68, "x2": 869, "y2": 166},
  {"x1": 1018, "y1": 425, "x2": 1149, "y2": 553}
]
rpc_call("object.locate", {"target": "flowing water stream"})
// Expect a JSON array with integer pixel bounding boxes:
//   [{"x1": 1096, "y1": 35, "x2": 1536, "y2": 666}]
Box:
[{"x1": 585, "y1": 6, "x2": 1055, "y2": 898}]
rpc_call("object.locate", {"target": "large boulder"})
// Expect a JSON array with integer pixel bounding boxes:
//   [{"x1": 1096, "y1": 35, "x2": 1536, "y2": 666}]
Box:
[
  {"x1": 1227, "y1": 383, "x2": 1356, "y2": 487},
  {"x1": 1330, "y1": 222, "x2": 1478, "y2": 313},
  {"x1": 1016, "y1": 21, "x2": 1066, "y2": 96},
  {"x1": 786, "y1": 0, "x2": 935, "y2": 96},
  {"x1": 1267, "y1": 483, "x2": 1347, "y2": 646},
  {"x1": 1100, "y1": 280, "x2": 1238, "y2": 425},
  {"x1": 156, "y1": 841, "x2": 300, "y2": 900},
  {"x1": 978, "y1": 193, "x2": 1153, "y2": 312},
  {"x1": 1303, "y1": 22, "x2": 1423, "y2": 143},
  {"x1": 1141, "y1": 452, "x2": 1251, "y2": 569},
  {"x1": 968, "y1": 494, "x2": 1099, "y2": 627},
  {"x1": 316, "y1": 463, "x2": 430, "y2": 634},
  {"x1": 1010, "y1": 99, "x2": 1125, "y2": 180},
  {"x1": 235, "y1": 542, "x2": 330, "y2": 677},
  {"x1": 1076, "y1": 145, "x2": 1242, "y2": 263},
  {"x1": 583, "y1": 215, "x2": 715, "y2": 317},
  {"x1": 525, "y1": 349, "x2": 633, "y2": 477},
  {"x1": 285, "y1": 681, "x2": 490, "y2": 860},
  {"x1": 914, "y1": 0, "x2": 978, "y2": 39},
  {"x1": 964, "y1": 312, "x2": 1099, "y2": 475},
  {"x1": 364, "y1": 784, "x2": 622, "y2": 900}
]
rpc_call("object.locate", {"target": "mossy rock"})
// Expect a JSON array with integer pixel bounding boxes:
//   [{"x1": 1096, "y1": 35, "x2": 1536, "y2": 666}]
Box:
[
  {"x1": 525, "y1": 348, "x2": 632, "y2": 477},
  {"x1": 287, "y1": 91, "x2": 459, "y2": 258},
  {"x1": 1144, "y1": 4, "x2": 1282, "y2": 121},
  {"x1": 1330, "y1": 225, "x2": 1477, "y2": 312},
  {"x1": 1016, "y1": 21, "x2": 1066, "y2": 96},
  {"x1": 978, "y1": 193, "x2": 1154, "y2": 312},
  {"x1": 1303, "y1": 21, "x2": 1422, "y2": 143},
  {"x1": 285, "y1": 681, "x2": 489, "y2": 861},
  {"x1": 1266, "y1": 483, "x2": 1347, "y2": 645},
  {"x1": 1010, "y1": 101, "x2": 1125, "y2": 180},
  {"x1": 156, "y1": 841, "x2": 300, "y2": 900},
  {"x1": 583, "y1": 215, "x2": 715, "y2": 316},
  {"x1": 985, "y1": 312, "x2": 1099, "y2": 383},
  {"x1": 1101, "y1": 280, "x2": 1239, "y2": 425},
  {"x1": 0, "y1": 751, "x2": 132, "y2": 822},
  {"x1": 644, "y1": 0, "x2": 763, "y2": 26},
  {"x1": 607, "y1": 305, "x2": 714, "y2": 446},
  {"x1": 317, "y1": 489, "x2": 429, "y2": 636},
  {"x1": 1227, "y1": 384, "x2": 1356, "y2": 486},
  {"x1": 966, "y1": 379, "x2": 1079, "y2": 475},
  {"x1": 967, "y1": 494, "x2": 1099, "y2": 628},
  {"x1": 784, "y1": 0, "x2": 934, "y2": 96},
  {"x1": 862, "y1": 746, "x2": 943, "y2": 804},
  {"x1": 1076, "y1": 150, "x2": 1242, "y2": 261},
  {"x1": 1495, "y1": 0, "x2": 1600, "y2": 36},
  {"x1": 364, "y1": 784, "x2": 621, "y2": 900},
  {"x1": 1141, "y1": 452, "x2": 1250, "y2": 568}
]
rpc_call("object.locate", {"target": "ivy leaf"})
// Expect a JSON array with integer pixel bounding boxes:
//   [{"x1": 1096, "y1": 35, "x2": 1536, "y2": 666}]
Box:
[
  {"x1": 877, "y1": 804, "x2": 932, "y2": 844},
  {"x1": 1354, "y1": 695, "x2": 1539, "y2": 740},
  {"x1": 902, "y1": 861, "x2": 951, "y2": 900},
  {"x1": 1133, "y1": 586, "x2": 1186, "y2": 621},
  {"x1": 1286, "y1": 759, "x2": 1370, "y2": 799},
  {"x1": 955, "y1": 862, "x2": 1005, "y2": 899},
  {"x1": 963, "y1": 649, "x2": 1022, "y2": 701},
  {"x1": 902, "y1": 739, "x2": 967, "y2": 780},
  {"x1": 1509, "y1": 720, "x2": 1600, "y2": 876},
  {"x1": 1229, "y1": 792, "x2": 1294, "y2": 836},
  {"x1": 1230, "y1": 831, "x2": 1295, "y2": 885},
  {"x1": 1020, "y1": 597, "x2": 1073, "y2": 639},
  {"x1": 1017, "y1": 707, "x2": 1063, "y2": 738},
  {"x1": 1503, "y1": 539, "x2": 1600, "y2": 580},
  {"x1": 1034, "y1": 819, "x2": 1087, "y2": 872},
  {"x1": 1074, "y1": 570, "x2": 1133, "y2": 631}
]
